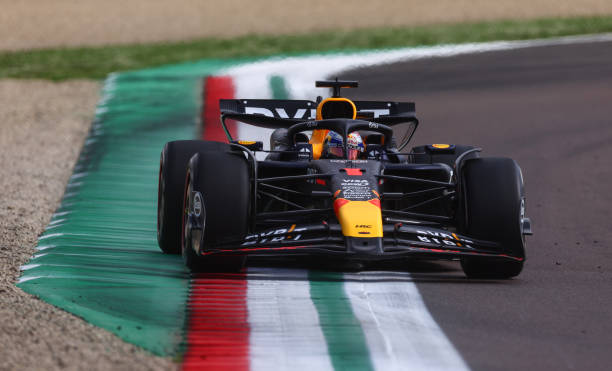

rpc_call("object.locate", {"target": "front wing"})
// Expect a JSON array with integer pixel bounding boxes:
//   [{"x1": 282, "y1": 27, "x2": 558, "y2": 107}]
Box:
[{"x1": 198, "y1": 222, "x2": 524, "y2": 263}]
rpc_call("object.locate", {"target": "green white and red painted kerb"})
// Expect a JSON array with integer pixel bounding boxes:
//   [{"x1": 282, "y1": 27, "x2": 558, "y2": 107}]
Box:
[{"x1": 18, "y1": 34, "x2": 612, "y2": 371}]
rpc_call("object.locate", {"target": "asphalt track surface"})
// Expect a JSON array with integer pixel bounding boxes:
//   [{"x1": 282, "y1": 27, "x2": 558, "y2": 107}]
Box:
[{"x1": 340, "y1": 41, "x2": 612, "y2": 370}]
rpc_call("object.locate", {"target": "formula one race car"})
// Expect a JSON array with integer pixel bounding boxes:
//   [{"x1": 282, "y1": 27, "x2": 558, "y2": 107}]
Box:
[{"x1": 157, "y1": 80, "x2": 532, "y2": 278}]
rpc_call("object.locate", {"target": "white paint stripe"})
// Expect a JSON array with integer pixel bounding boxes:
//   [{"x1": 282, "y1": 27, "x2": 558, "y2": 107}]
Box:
[
  {"x1": 17, "y1": 275, "x2": 44, "y2": 283},
  {"x1": 38, "y1": 233, "x2": 64, "y2": 240},
  {"x1": 344, "y1": 272, "x2": 469, "y2": 371},
  {"x1": 247, "y1": 267, "x2": 334, "y2": 371},
  {"x1": 20, "y1": 264, "x2": 41, "y2": 271}
]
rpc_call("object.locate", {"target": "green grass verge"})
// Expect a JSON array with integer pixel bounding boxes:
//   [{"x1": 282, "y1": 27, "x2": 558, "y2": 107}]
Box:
[{"x1": 2, "y1": 15, "x2": 612, "y2": 80}]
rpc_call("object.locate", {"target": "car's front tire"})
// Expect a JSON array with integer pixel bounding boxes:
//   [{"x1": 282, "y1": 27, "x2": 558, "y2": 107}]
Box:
[
  {"x1": 458, "y1": 157, "x2": 526, "y2": 279},
  {"x1": 157, "y1": 140, "x2": 234, "y2": 254},
  {"x1": 182, "y1": 147, "x2": 250, "y2": 272}
]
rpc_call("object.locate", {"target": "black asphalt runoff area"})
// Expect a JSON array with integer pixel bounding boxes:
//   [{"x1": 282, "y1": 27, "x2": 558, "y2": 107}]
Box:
[{"x1": 341, "y1": 40, "x2": 612, "y2": 370}]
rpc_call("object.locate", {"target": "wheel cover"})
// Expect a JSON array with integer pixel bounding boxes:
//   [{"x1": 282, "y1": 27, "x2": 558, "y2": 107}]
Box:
[{"x1": 182, "y1": 174, "x2": 191, "y2": 255}]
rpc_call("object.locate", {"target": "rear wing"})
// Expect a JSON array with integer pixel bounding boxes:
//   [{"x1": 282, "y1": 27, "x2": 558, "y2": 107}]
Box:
[{"x1": 219, "y1": 99, "x2": 417, "y2": 129}]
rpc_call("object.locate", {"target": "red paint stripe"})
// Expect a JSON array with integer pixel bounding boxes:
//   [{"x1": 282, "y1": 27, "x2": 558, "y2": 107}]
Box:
[
  {"x1": 202, "y1": 76, "x2": 236, "y2": 142},
  {"x1": 182, "y1": 273, "x2": 249, "y2": 371}
]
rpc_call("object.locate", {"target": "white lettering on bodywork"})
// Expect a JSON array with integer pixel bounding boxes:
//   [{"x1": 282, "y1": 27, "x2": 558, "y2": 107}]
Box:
[
  {"x1": 245, "y1": 107, "x2": 274, "y2": 116},
  {"x1": 241, "y1": 227, "x2": 307, "y2": 246},
  {"x1": 244, "y1": 107, "x2": 313, "y2": 119},
  {"x1": 359, "y1": 109, "x2": 389, "y2": 118},
  {"x1": 275, "y1": 108, "x2": 309, "y2": 119}
]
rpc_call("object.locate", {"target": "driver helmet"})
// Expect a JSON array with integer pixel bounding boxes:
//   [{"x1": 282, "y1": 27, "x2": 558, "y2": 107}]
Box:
[
  {"x1": 346, "y1": 132, "x2": 365, "y2": 159},
  {"x1": 323, "y1": 131, "x2": 364, "y2": 160}
]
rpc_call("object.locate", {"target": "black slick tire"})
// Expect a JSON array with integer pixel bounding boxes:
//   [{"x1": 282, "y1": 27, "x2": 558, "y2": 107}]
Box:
[
  {"x1": 182, "y1": 146, "x2": 250, "y2": 272},
  {"x1": 458, "y1": 157, "x2": 526, "y2": 279},
  {"x1": 157, "y1": 140, "x2": 231, "y2": 254}
]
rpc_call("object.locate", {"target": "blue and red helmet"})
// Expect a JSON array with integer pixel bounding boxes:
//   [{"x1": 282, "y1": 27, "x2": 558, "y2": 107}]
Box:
[{"x1": 323, "y1": 131, "x2": 364, "y2": 160}]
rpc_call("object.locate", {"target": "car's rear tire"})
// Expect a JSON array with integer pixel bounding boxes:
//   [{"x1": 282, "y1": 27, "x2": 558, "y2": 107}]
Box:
[
  {"x1": 182, "y1": 147, "x2": 250, "y2": 272},
  {"x1": 458, "y1": 157, "x2": 526, "y2": 279},
  {"x1": 157, "y1": 140, "x2": 231, "y2": 254}
]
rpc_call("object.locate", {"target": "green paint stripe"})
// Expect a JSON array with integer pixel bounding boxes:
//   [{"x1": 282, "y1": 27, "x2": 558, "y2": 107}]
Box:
[
  {"x1": 309, "y1": 271, "x2": 374, "y2": 371},
  {"x1": 18, "y1": 74, "x2": 195, "y2": 355},
  {"x1": 270, "y1": 75, "x2": 290, "y2": 99},
  {"x1": 17, "y1": 60, "x2": 248, "y2": 356}
]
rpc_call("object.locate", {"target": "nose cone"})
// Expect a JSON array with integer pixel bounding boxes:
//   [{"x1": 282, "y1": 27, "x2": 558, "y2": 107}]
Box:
[{"x1": 333, "y1": 198, "x2": 383, "y2": 238}]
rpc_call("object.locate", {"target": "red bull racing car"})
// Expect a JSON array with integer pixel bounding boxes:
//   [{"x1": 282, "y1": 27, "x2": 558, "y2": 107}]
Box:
[{"x1": 157, "y1": 80, "x2": 532, "y2": 278}]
